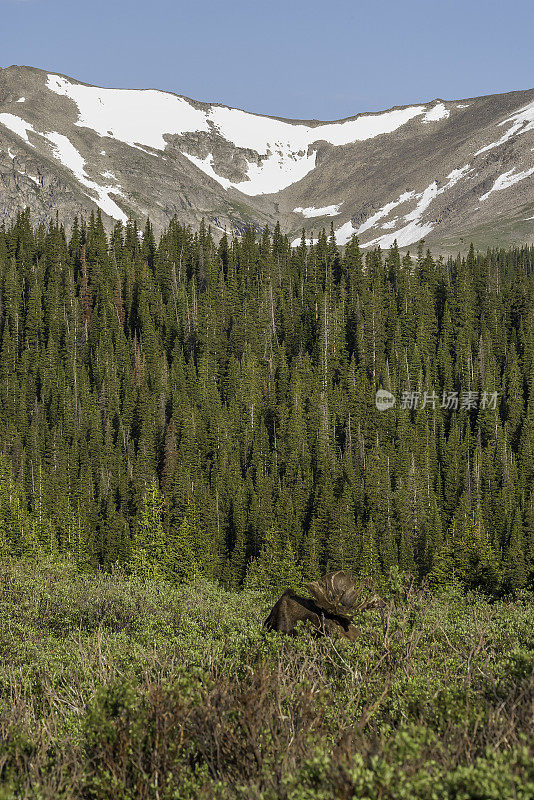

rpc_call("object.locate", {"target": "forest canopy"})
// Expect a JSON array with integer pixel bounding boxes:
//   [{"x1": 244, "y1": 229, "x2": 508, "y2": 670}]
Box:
[{"x1": 0, "y1": 210, "x2": 532, "y2": 594}]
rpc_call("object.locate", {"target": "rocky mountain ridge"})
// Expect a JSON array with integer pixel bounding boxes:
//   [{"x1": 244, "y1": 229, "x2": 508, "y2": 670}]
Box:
[{"x1": 1, "y1": 65, "x2": 533, "y2": 250}]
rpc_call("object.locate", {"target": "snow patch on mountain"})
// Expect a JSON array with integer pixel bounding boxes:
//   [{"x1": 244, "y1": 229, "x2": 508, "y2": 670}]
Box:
[
  {"x1": 0, "y1": 112, "x2": 127, "y2": 222},
  {"x1": 475, "y1": 100, "x2": 534, "y2": 156},
  {"x1": 312, "y1": 189, "x2": 424, "y2": 247},
  {"x1": 43, "y1": 131, "x2": 129, "y2": 222},
  {"x1": 229, "y1": 145, "x2": 316, "y2": 195},
  {"x1": 46, "y1": 73, "x2": 431, "y2": 196},
  {"x1": 362, "y1": 186, "x2": 437, "y2": 248},
  {"x1": 207, "y1": 102, "x2": 428, "y2": 151},
  {"x1": 330, "y1": 188, "x2": 419, "y2": 246},
  {"x1": 44, "y1": 131, "x2": 87, "y2": 174},
  {"x1": 355, "y1": 191, "x2": 416, "y2": 238},
  {"x1": 290, "y1": 233, "x2": 317, "y2": 246},
  {"x1": 351, "y1": 165, "x2": 472, "y2": 249},
  {"x1": 0, "y1": 112, "x2": 37, "y2": 144},
  {"x1": 330, "y1": 221, "x2": 355, "y2": 246},
  {"x1": 293, "y1": 204, "x2": 342, "y2": 217},
  {"x1": 20, "y1": 171, "x2": 40, "y2": 185},
  {"x1": 422, "y1": 103, "x2": 450, "y2": 123},
  {"x1": 183, "y1": 153, "x2": 232, "y2": 190},
  {"x1": 46, "y1": 75, "x2": 210, "y2": 149},
  {"x1": 479, "y1": 167, "x2": 534, "y2": 202}
]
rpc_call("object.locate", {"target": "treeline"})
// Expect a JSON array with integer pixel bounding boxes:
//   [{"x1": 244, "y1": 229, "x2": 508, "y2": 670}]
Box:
[{"x1": 0, "y1": 209, "x2": 532, "y2": 593}]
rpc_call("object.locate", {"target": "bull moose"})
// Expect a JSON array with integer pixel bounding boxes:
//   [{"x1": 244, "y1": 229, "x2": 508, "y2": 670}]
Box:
[{"x1": 264, "y1": 571, "x2": 379, "y2": 640}]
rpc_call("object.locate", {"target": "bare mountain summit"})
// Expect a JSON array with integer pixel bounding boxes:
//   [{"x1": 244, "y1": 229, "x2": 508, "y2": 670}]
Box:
[{"x1": 1, "y1": 66, "x2": 533, "y2": 250}]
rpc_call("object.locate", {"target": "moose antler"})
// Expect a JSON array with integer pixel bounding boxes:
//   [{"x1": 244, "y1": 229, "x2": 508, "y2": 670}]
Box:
[{"x1": 306, "y1": 571, "x2": 380, "y2": 617}]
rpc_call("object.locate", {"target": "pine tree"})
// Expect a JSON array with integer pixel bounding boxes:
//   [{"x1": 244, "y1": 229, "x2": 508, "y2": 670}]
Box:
[
  {"x1": 505, "y1": 508, "x2": 527, "y2": 591},
  {"x1": 245, "y1": 526, "x2": 301, "y2": 592},
  {"x1": 131, "y1": 478, "x2": 166, "y2": 581},
  {"x1": 360, "y1": 517, "x2": 379, "y2": 579},
  {"x1": 165, "y1": 498, "x2": 201, "y2": 583}
]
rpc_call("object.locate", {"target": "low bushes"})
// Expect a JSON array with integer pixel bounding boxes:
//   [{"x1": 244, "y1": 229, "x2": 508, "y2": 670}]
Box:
[{"x1": 0, "y1": 559, "x2": 532, "y2": 799}]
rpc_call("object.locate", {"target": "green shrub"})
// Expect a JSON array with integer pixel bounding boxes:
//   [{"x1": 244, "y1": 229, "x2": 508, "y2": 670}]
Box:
[{"x1": 0, "y1": 559, "x2": 532, "y2": 799}]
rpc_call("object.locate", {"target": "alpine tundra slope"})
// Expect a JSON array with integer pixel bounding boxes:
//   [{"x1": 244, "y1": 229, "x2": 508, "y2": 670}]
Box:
[{"x1": 1, "y1": 65, "x2": 533, "y2": 250}]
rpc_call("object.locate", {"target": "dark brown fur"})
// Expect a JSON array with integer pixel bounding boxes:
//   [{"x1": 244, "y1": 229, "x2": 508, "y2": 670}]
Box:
[
  {"x1": 264, "y1": 572, "x2": 379, "y2": 641},
  {"x1": 264, "y1": 589, "x2": 358, "y2": 641}
]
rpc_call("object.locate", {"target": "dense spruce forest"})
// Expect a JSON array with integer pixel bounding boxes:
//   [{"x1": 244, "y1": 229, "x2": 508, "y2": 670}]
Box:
[{"x1": 0, "y1": 209, "x2": 532, "y2": 593}]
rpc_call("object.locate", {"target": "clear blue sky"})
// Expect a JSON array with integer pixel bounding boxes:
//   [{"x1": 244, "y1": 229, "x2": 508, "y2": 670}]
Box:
[{"x1": 0, "y1": 0, "x2": 532, "y2": 120}]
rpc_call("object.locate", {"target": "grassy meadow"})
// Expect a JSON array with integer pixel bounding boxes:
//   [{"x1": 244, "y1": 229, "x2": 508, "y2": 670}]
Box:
[{"x1": 0, "y1": 559, "x2": 533, "y2": 800}]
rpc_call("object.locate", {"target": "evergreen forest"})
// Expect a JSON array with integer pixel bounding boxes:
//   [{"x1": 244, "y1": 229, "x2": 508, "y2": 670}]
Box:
[{"x1": 0, "y1": 209, "x2": 533, "y2": 595}]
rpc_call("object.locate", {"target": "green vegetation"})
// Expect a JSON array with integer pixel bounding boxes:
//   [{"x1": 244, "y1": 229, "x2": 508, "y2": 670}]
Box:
[
  {"x1": 0, "y1": 211, "x2": 532, "y2": 593},
  {"x1": 0, "y1": 214, "x2": 532, "y2": 797},
  {"x1": 0, "y1": 559, "x2": 532, "y2": 799}
]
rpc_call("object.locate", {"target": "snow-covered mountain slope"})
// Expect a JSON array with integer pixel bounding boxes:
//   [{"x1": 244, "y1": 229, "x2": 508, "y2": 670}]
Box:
[{"x1": 1, "y1": 65, "x2": 533, "y2": 251}]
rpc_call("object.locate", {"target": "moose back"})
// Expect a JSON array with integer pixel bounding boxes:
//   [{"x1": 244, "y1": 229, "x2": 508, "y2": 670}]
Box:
[{"x1": 264, "y1": 571, "x2": 378, "y2": 640}]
